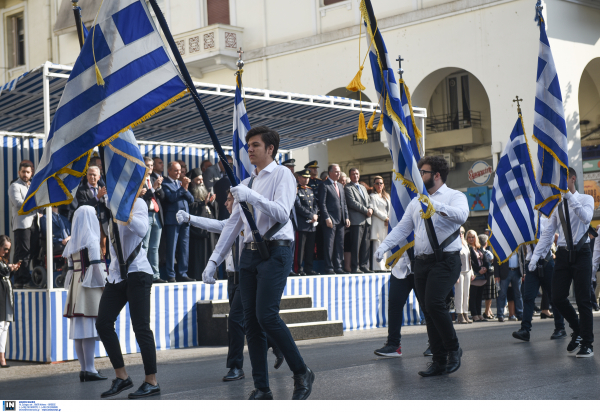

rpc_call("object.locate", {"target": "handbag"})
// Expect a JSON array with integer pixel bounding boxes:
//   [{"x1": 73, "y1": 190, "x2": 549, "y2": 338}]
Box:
[{"x1": 471, "y1": 272, "x2": 488, "y2": 287}]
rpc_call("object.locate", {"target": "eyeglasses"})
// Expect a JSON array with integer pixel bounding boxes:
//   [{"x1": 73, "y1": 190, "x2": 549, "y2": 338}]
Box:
[
  {"x1": 460, "y1": 231, "x2": 465, "y2": 235},
  {"x1": 374, "y1": 182, "x2": 384, "y2": 185},
  {"x1": 419, "y1": 169, "x2": 434, "y2": 176}
]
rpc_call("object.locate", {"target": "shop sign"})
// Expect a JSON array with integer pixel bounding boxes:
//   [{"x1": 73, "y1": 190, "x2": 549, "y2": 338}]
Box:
[{"x1": 468, "y1": 160, "x2": 493, "y2": 185}]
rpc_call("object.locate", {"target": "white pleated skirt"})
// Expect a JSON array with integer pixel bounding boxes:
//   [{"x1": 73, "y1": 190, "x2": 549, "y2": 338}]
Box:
[{"x1": 69, "y1": 316, "x2": 100, "y2": 340}]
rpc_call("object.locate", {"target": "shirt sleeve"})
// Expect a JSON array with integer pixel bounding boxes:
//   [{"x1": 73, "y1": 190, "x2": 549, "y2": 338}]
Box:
[
  {"x1": 380, "y1": 199, "x2": 416, "y2": 253},
  {"x1": 190, "y1": 216, "x2": 227, "y2": 233},
  {"x1": 432, "y1": 190, "x2": 469, "y2": 225},
  {"x1": 531, "y1": 211, "x2": 559, "y2": 264},
  {"x1": 126, "y1": 199, "x2": 150, "y2": 238},
  {"x1": 247, "y1": 168, "x2": 295, "y2": 223},
  {"x1": 209, "y1": 203, "x2": 243, "y2": 266},
  {"x1": 568, "y1": 193, "x2": 594, "y2": 226}
]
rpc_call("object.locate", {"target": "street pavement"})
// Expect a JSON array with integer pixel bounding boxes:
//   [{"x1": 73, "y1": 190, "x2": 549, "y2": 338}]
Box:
[{"x1": 2, "y1": 314, "x2": 600, "y2": 400}]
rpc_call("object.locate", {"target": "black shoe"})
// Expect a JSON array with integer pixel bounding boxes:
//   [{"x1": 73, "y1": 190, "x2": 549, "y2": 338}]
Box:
[
  {"x1": 128, "y1": 381, "x2": 161, "y2": 399},
  {"x1": 423, "y1": 346, "x2": 433, "y2": 357},
  {"x1": 418, "y1": 361, "x2": 447, "y2": 377},
  {"x1": 512, "y1": 329, "x2": 530, "y2": 342},
  {"x1": 306, "y1": 270, "x2": 320, "y2": 276},
  {"x1": 298, "y1": 271, "x2": 306, "y2": 276},
  {"x1": 497, "y1": 317, "x2": 505, "y2": 322},
  {"x1": 576, "y1": 345, "x2": 594, "y2": 358},
  {"x1": 374, "y1": 343, "x2": 402, "y2": 357},
  {"x1": 0, "y1": 364, "x2": 10, "y2": 368},
  {"x1": 446, "y1": 348, "x2": 462, "y2": 374},
  {"x1": 248, "y1": 388, "x2": 273, "y2": 400},
  {"x1": 550, "y1": 329, "x2": 567, "y2": 340},
  {"x1": 84, "y1": 371, "x2": 108, "y2": 381},
  {"x1": 335, "y1": 269, "x2": 349, "y2": 274},
  {"x1": 567, "y1": 334, "x2": 582, "y2": 353},
  {"x1": 352, "y1": 268, "x2": 364, "y2": 274},
  {"x1": 540, "y1": 312, "x2": 554, "y2": 319},
  {"x1": 325, "y1": 270, "x2": 336, "y2": 275},
  {"x1": 153, "y1": 278, "x2": 167, "y2": 284},
  {"x1": 80, "y1": 371, "x2": 84, "y2": 382},
  {"x1": 272, "y1": 346, "x2": 284, "y2": 370},
  {"x1": 100, "y1": 377, "x2": 134, "y2": 398},
  {"x1": 593, "y1": 303, "x2": 600, "y2": 312},
  {"x1": 290, "y1": 271, "x2": 298, "y2": 277},
  {"x1": 223, "y1": 367, "x2": 245, "y2": 381},
  {"x1": 420, "y1": 319, "x2": 427, "y2": 325},
  {"x1": 360, "y1": 268, "x2": 374, "y2": 273},
  {"x1": 176, "y1": 276, "x2": 195, "y2": 282},
  {"x1": 291, "y1": 366, "x2": 315, "y2": 400},
  {"x1": 167, "y1": 278, "x2": 176, "y2": 283}
]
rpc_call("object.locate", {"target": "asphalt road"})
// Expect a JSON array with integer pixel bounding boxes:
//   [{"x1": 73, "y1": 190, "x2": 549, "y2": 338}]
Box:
[{"x1": 2, "y1": 314, "x2": 600, "y2": 400}]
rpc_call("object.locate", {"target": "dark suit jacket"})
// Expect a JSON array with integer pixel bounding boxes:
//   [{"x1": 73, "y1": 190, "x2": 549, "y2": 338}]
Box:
[
  {"x1": 318, "y1": 178, "x2": 348, "y2": 226},
  {"x1": 141, "y1": 173, "x2": 165, "y2": 224},
  {"x1": 295, "y1": 186, "x2": 319, "y2": 232},
  {"x1": 162, "y1": 176, "x2": 194, "y2": 226},
  {"x1": 213, "y1": 176, "x2": 231, "y2": 220},
  {"x1": 75, "y1": 180, "x2": 108, "y2": 224},
  {"x1": 344, "y1": 183, "x2": 373, "y2": 226}
]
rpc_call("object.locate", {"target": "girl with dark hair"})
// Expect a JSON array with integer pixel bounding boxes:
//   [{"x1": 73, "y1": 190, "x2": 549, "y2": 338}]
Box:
[{"x1": 0, "y1": 235, "x2": 21, "y2": 367}]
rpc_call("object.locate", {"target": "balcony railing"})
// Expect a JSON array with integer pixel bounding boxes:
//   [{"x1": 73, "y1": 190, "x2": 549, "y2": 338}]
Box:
[{"x1": 426, "y1": 111, "x2": 481, "y2": 134}]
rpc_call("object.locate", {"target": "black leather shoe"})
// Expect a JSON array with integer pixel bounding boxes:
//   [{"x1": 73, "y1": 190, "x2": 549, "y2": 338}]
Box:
[
  {"x1": 418, "y1": 361, "x2": 447, "y2": 377},
  {"x1": 273, "y1": 346, "x2": 284, "y2": 369},
  {"x1": 512, "y1": 328, "x2": 530, "y2": 342},
  {"x1": 248, "y1": 388, "x2": 273, "y2": 400},
  {"x1": 84, "y1": 371, "x2": 108, "y2": 381},
  {"x1": 80, "y1": 371, "x2": 85, "y2": 382},
  {"x1": 540, "y1": 313, "x2": 554, "y2": 319},
  {"x1": 550, "y1": 329, "x2": 567, "y2": 340},
  {"x1": 497, "y1": 317, "x2": 505, "y2": 322},
  {"x1": 446, "y1": 348, "x2": 462, "y2": 374},
  {"x1": 352, "y1": 268, "x2": 364, "y2": 274},
  {"x1": 128, "y1": 381, "x2": 161, "y2": 399},
  {"x1": 1, "y1": 364, "x2": 10, "y2": 368},
  {"x1": 291, "y1": 366, "x2": 315, "y2": 400},
  {"x1": 167, "y1": 278, "x2": 176, "y2": 283},
  {"x1": 176, "y1": 276, "x2": 195, "y2": 282},
  {"x1": 423, "y1": 346, "x2": 433, "y2": 357},
  {"x1": 306, "y1": 270, "x2": 320, "y2": 276},
  {"x1": 325, "y1": 270, "x2": 336, "y2": 275},
  {"x1": 290, "y1": 271, "x2": 298, "y2": 276},
  {"x1": 100, "y1": 377, "x2": 134, "y2": 398},
  {"x1": 223, "y1": 367, "x2": 245, "y2": 381},
  {"x1": 153, "y1": 278, "x2": 167, "y2": 284},
  {"x1": 335, "y1": 269, "x2": 349, "y2": 275},
  {"x1": 360, "y1": 268, "x2": 374, "y2": 273}
]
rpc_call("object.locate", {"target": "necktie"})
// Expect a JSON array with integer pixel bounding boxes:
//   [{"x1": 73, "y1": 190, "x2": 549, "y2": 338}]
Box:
[
  {"x1": 91, "y1": 186, "x2": 97, "y2": 198},
  {"x1": 334, "y1": 181, "x2": 340, "y2": 198},
  {"x1": 147, "y1": 177, "x2": 159, "y2": 212},
  {"x1": 356, "y1": 183, "x2": 365, "y2": 200}
]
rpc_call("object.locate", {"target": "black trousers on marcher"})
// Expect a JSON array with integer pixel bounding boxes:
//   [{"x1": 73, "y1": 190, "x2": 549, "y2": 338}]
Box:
[
  {"x1": 387, "y1": 274, "x2": 422, "y2": 347},
  {"x1": 227, "y1": 275, "x2": 245, "y2": 370},
  {"x1": 349, "y1": 225, "x2": 369, "y2": 271},
  {"x1": 13, "y1": 228, "x2": 32, "y2": 284},
  {"x1": 552, "y1": 246, "x2": 594, "y2": 346},
  {"x1": 414, "y1": 252, "x2": 461, "y2": 363},
  {"x1": 297, "y1": 231, "x2": 316, "y2": 273},
  {"x1": 96, "y1": 272, "x2": 157, "y2": 375},
  {"x1": 239, "y1": 246, "x2": 305, "y2": 389}
]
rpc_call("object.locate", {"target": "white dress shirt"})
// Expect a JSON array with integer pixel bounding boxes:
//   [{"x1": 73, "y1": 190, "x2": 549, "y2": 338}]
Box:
[
  {"x1": 391, "y1": 253, "x2": 411, "y2": 280},
  {"x1": 209, "y1": 160, "x2": 295, "y2": 267},
  {"x1": 530, "y1": 191, "x2": 594, "y2": 265},
  {"x1": 107, "y1": 198, "x2": 153, "y2": 283},
  {"x1": 380, "y1": 184, "x2": 469, "y2": 256},
  {"x1": 526, "y1": 215, "x2": 551, "y2": 262}
]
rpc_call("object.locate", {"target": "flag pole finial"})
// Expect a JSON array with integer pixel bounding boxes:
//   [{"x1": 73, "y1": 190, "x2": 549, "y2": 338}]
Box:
[
  {"x1": 396, "y1": 55, "x2": 404, "y2": 79},
  {"x1": 236, "y1": 47, "x2": 244, "y2": 71},
  {"x1": 513, "y1": 96, "x2": 523, "y2": 115},
  {"x1": 535, "y1": 0, "x2": 544, "y2": 25}
]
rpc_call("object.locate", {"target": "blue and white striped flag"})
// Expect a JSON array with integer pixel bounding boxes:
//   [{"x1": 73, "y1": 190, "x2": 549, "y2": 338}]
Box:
[
  {"x1": 103, "y1": 130, "x2": 148, "y2": 224},
  {"x1": 361, "y1": 0, "x2": 432, "y2": 267},
  {"x1": 20, "y1": 0, "x2": 187, "y2": 216},
  {"x1": 399, "y1": 79, "x2": 423, "y2": 160},
  {"x1": 232, "y1": 74, "x2": 253, "y2": 184},
  {"x1": 488, "y1": 116, "x2": 541, "y2": 263},
  {"x1": 532, "y1": 1, "x2": 568, "y2": 216}
]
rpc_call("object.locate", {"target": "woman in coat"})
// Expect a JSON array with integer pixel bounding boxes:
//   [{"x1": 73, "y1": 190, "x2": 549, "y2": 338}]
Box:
[
  {"x1": 467, "y1": 230, "x2": 490, "y2": 322},
  {"x1": 63, "y1": 206, "x2": 108, "y2": 381},
  {"x1": 0, "y1": 235, "x2": 20, "y2": 368},
  {"x1": 369, "y1": 176, "x2": 391, "y2": 272}
]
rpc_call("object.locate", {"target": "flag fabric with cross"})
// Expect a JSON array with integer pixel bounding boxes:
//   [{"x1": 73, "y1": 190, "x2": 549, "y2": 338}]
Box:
[{"x1": 232, "y1": 50, "x2": 254, "y2": 184}]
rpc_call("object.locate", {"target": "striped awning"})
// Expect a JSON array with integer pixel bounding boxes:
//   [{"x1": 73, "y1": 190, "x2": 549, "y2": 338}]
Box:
[{"x1": 0, "y1": 62, "x2": 397, "y2": 151}]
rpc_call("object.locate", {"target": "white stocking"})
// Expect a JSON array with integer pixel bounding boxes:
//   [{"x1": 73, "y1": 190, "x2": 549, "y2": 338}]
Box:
[
  {"x1": 82, "y1": 338, "x2": 97, "y2": 373},
  {"x1": 74, "y1": 339, "x2": 85, "y2": 372}
]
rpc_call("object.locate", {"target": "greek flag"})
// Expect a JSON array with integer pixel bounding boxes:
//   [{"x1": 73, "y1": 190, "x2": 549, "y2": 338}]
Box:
[
  {"x1": 20, "y1": 0, "x2": 187, "y2": 215},
  {"x1": 103, "y1": 130, "x2": 148, "y2": 224},
  {"x1": 488, "y1": 116, "x2": 541, "y2": 263},
  {"x1": 361, "y1": 0, "x2": 431, "y2": 267},
  {"x1": 232, "y1": 74, "x2": 253, "y2": 183},
  {"x1": 532, "y1": 1, "x2": 568, "y2": 215},
  {"x1": 399, "y1": 79, "x2": 423, "y2": 159}
]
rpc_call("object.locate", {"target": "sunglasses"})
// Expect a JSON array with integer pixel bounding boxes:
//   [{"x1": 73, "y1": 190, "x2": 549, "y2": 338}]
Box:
[{"x1": 460, "y1": 231, "x2": 465, "y2": 235}]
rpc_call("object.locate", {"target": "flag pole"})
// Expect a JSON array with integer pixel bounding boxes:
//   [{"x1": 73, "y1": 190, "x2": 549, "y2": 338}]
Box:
[
  {"x1": 72, "y1": 0, "x2": 85, "y2": 49},
  {"x1": 147, "y1": 0, "x2": 269, "y2": 259}
]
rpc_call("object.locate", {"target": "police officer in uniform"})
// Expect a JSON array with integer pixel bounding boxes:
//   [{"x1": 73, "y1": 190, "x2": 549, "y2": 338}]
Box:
[
  {"x1": 295, "y1": 169, "x2": 320, "y2": 276},
  {"x1": 305, "y1": 161, "x2": 324, "y2": 261},
  {"x1": 282, "y1": 158, "x2": 296, "y2": 174}
]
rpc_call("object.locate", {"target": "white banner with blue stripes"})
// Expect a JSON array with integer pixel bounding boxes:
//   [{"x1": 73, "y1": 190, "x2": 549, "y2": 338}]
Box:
[{"x1": 6, "y1": 274, "x2": 418, "y2": 362}]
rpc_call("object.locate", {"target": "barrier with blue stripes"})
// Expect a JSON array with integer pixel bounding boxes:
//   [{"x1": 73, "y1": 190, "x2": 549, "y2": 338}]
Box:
[{"x1": 5, "y1": 273, "x2": 419, "y2": 362}]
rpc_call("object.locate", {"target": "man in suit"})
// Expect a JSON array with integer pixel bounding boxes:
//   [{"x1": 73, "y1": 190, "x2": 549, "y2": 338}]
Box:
[
  {"x1": 203, "y1": 156, "x2": 232, "y2": 192},
  {"x1": 319, "y1": 164, "x2": 350, "y2": 275},
  {"x1": 345, "y1": 168, "x2": 374, "y2": 273},
  {"x1": 152, "y1": 157, "x2": 164, "y2": 176},
  {"x1": 9, "y1": 161, "x2": 37, "y2": 288},
  {"x1": 213, "y1": 157, "x2": 235, "y2": 221},
  {"x1": 295, "y1": 169, "x2": 319, "y2": 276},
  {"x1": 140, "y1": 157, "x2": 167, "y2": 284},
  {"x1": 162, "y1": 161, "x2": 195, "y2": 282},
  {"x1": 39, "y1": 206, "x2": 71, "y2": 256},
  {"x1": 76, "y1": 165, "x2": 109, "y2": 229}
]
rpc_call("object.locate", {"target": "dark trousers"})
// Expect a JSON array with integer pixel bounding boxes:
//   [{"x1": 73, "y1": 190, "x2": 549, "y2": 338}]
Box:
[
  {"x1": 592, "y1": 281, "x2": 597, "y2": 305},
  {"x1": 387, "y1": 274, "x2": 421, "y2": 347},
  {"x1": 349, "y1": 224, "x2": 370, "y2": 271},
  {"x1": 13, "y1": 228, "x2": 32, "y2": 284},
  {"x1": 414, "y1": 253, "x2": 461, "y2": 363},
  {"x1": 323, "y1": 222, "x2": 345, "y2": 271},
  {"x1": 297, "y1": 231, "x2": 316, "y2": 272},
  {"x1": 239, "y1": 246, "x2": 305, "y2": 389},
  {"x1": 521, "y1": 258, "x2": 565, "y2": 331},
  {"x1": 227, "y1": 276, "x2": 245, "y2": 370},
  {"x1": 469, "y1": 285, "x2": 484, "y2": 316},
  {"x1": 96, "y1": 272, "x2": 157, "y2": 375},
  {"x1": 164, "y1": 223, "x2": 190, "y2": 279},
  {"x1": 552, "y1": 247, "x2": 594, "y2": 346}
]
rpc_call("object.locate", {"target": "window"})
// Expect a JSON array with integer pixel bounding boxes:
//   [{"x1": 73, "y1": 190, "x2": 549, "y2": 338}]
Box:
[
  {"x1": 323, "y1": 0, "x2": 346, "y2": 5},
  {"x1": 6, "y1": 13, "x2": 25, "y2": 69},
  {"x1": 447, "y1": 74, "x2": 471, "y2": 130},
  {"x1": 207, "y1": 0, "x2": 230, "y2": 25}
]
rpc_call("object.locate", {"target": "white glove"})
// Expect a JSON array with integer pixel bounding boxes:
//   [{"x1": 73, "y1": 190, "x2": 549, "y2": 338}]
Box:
[
  {"x1": 176, "y1": 210, "x2": 190, "y2": 225},
  {"x1": 202, "y1": 260, "x2": 217, "y2": 284},
  {"x1": 528, "y1": 260, "x2": 537, "y2": 273},
  {"x1": 374, "y1": 246, "x2": 388, "y2": 262},
  {"x1": 563, "y1": 191, "x2": 572, "y2": 201},
  {"x1": 230, "y1": 185, "x2": 257, "y2": 204}
]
